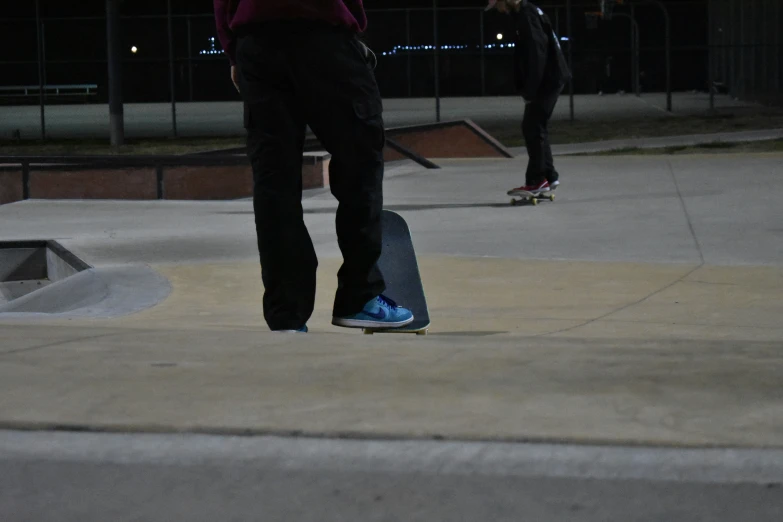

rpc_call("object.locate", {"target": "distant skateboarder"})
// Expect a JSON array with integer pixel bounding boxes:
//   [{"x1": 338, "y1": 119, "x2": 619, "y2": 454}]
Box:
[
  {"x1": 486, "y1": 0, "x2": 572, "y2": 196},
  {"x1": 213, "y1": 0, "x2": 413, "y2": 333}
]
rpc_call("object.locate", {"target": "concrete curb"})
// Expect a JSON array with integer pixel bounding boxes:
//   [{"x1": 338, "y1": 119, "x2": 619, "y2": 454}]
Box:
[{"x1": 3, "y1": 430, "x2": 783, "y2": 485}]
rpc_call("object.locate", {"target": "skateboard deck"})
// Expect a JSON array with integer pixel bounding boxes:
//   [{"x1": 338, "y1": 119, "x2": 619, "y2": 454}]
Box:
[
  {"x1": 508, "y1": 190, "x2": 556, "y2": 206},
  {"x1": 363, "y1": 210, "x2": 430, "y2": 336}
]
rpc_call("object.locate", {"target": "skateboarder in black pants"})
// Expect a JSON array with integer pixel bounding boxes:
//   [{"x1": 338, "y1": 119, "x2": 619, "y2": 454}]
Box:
[
  {"x1": 486, "y1": 0, "x2": 572, "y2": 196},
  {"x1": 213, "y1": 0, "x2": 413, "y2": 333}
]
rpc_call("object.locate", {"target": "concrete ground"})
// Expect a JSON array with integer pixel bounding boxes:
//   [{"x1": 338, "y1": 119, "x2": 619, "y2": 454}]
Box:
[
  {"x1": 3, "y1": 431, "x2": 783, "y2": 522},
  {"x1": 0, "y1": 92, "x2": 753, "y2": 139},
  {"x1": 1, "y1": 151, "x2": 783, "y2": 519}
]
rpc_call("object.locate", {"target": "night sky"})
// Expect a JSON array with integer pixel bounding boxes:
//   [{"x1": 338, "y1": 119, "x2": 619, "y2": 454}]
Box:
[{"x1": 0, "y1": 1, "x2": 709, "y2": 101}]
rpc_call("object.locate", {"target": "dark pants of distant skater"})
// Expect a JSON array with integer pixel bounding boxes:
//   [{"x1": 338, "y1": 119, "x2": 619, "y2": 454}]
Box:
[{"x1": 522, "y1": 88, "x2": 561, "y2": 186}]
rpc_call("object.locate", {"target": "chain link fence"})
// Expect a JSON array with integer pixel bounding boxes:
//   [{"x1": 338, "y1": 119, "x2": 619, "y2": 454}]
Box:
[{"x1": 1, "y1": 1, "x2": 780, "y2": 140}]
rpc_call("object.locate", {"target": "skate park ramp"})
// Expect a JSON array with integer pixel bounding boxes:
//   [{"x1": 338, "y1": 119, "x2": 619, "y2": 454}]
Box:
[
  {"x1": 385, "y1": 120, "x2": 514, "y2": 161},
  {"x1": 0, "y1": 240, "x2": 169, "y2": 318},
  {"x1": 304, "y1": 119, "x2": 514, "y2": 160}
]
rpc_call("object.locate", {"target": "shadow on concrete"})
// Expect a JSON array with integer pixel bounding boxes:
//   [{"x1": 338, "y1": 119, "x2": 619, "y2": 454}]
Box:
[{"x1": 428, "y1": 331, "x2": 509, "y2": 337}]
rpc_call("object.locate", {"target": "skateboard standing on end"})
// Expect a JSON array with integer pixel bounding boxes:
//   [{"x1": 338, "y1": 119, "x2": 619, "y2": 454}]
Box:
[{"x1": 363, "y1": 210, "x2": 430, "y2": 336}]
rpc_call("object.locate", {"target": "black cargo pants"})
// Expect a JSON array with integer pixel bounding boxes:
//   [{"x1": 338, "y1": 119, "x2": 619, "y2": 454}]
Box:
[
  {"x1": 522, "y1": 88, "x2": 561, "y2": 186},
  {"x1": 235, "y1": 20, "x2": 386, "y2": 330}
]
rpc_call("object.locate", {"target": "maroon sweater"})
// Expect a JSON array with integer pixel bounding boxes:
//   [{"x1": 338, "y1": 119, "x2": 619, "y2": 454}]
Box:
[{"x1": 213, "y1": 0, "x2": 367, "y2": 64}]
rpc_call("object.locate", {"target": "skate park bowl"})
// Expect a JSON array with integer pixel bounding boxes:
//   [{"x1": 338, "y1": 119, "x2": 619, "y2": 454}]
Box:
[{"x1": 0, "y1": 240, "x2": 170, "y2": 318}]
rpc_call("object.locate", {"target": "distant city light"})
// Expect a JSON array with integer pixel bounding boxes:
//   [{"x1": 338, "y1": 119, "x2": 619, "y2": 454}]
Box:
[
  {"x1": 560, "y1": 36, "x2": 570, "y2": 41},
  {"x1": 200, "y1": 36, "x2": 221, "y2": 56},
  {"x1": 378, "y1": 43, "x2": 515, "y2": 57},
  {"x1": 131, "y1": 46, "x2": 138, "y2": 54},
  {"x1": 201, "y1": 36, "x2": 516, "y2": 59}
]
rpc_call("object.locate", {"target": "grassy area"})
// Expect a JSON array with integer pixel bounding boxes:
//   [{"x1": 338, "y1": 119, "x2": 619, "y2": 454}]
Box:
[
  {"x1": 584, "y1": 138, "x2": 783, "y2": 156},
  {"x1": 1, "y1": 106, "x2": 782, "y2": 155},
  {"x1": 481, "y1": 107, "x2": 783, "y2": 148}
]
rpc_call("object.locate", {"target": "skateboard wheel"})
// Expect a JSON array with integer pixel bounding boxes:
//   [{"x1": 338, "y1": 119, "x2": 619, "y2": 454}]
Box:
[
  {"x1": 549, "y1": 194, "x2": 555, "y2": 202},
  {"x1": 510, "y1": 198, "x2": 517, "y2": 206},
  {"x1": 363, "y1": 330, "x2": 374, "y2": 335},
  {"x1": 531, "y1": 198, "x2": 539, "y2": 206},
  {"x1": 416, "y1": 330, "x2": 428, "y2": 336}
]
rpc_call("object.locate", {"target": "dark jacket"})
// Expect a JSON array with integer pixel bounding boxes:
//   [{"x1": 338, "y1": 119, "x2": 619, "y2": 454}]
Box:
[
  {"x1": 513, "y1": 2, "x2": 572, "y2": 101},
  {"x1": 213, "y1": 0, "x2": 367, "y2": 64}
]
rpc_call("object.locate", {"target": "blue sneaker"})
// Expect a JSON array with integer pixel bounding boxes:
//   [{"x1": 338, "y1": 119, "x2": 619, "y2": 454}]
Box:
[
  {"x1": 274, "y1": 325, "x2": 308, "y2": 333},
  {"x1": 332, "y1": 295, "x2": 414, "y2": 329}
]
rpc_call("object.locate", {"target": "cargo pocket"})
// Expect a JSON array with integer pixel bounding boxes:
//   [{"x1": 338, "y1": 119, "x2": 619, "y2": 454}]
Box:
[
  {"x1": 348, "y1": 37, "x2": 370, "y2": 67},
  {"x1": 353, "y1": 97, "x2": 385, "y2": 152}
]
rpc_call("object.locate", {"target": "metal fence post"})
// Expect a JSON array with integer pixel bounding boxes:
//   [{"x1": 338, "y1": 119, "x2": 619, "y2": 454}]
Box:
[
  {"x1": 433, "y1": 0, "x2": 441, "y2": 122},
  {"x1": 406, "y1": 9, "x2": 412, "y2": 97},
  {"x1": 35, "y1": 0, "x2": 46, "y2": 139},
  {"x1": 629, "y1": 6, "x2": 635, "y2": 94},
  {"x1": 763, "y1": 0, "x2": 769, "y2": 93},
  {"x1": 42, "y1": 22, "x2": 48, "y2": 103},
  {"x1": 167, "y1": 0, "x2": 178, "y2": 137},
  {"x1": 729, "y1": 0, "x2": 735, "y2": 97},
  {"x1": 480, "y1": 9, "x2": 486, "y2": 96},
  {"x1": 660, "y1": 1, "x2": 672, "y2": 112},
  {"x1": 187, "y1": 15, "x2": 194, "y2": 102},
  {"x1": 739, "y1": 0, "x2": 744, "y2": 99},
  {"x1": 22, "y1": 161, "x2": 31, "y2": 200},
  {"x1": 636, "y1": 0, "x2": 671, "y2": 111},
  {"x1": 778, "y1": 0, "x2": 782, "y2": 95},
  {"x1": 106, "y1": 0, "x2": 124, "y2": 147},
  {"x1": 708, "y1": 0, "x2": 715, "y2": 110},
  {"x1": 631, "y1": 3, "x2": 640, "y2": 96},
  {"x1": 567, "y1": 0, "x2": 574, "y2": 121}
]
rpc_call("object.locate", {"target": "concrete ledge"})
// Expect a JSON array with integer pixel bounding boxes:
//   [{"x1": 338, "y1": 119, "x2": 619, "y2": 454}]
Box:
[
  {"x1": 0, "y1": 170, "x2": 22, "y2": 205},
  {"x1": 31, "y1": 168, "x2": 157, "y2": 200},
  {"x1": 302, "y1": 152, "x2": 331, "y2": 189},
  {"x1": 163, "y1": 166, "x2": 253, "y2": 200},
  {"x1": 0, "y1": 153, "x2": 331, "y2": 203}
]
